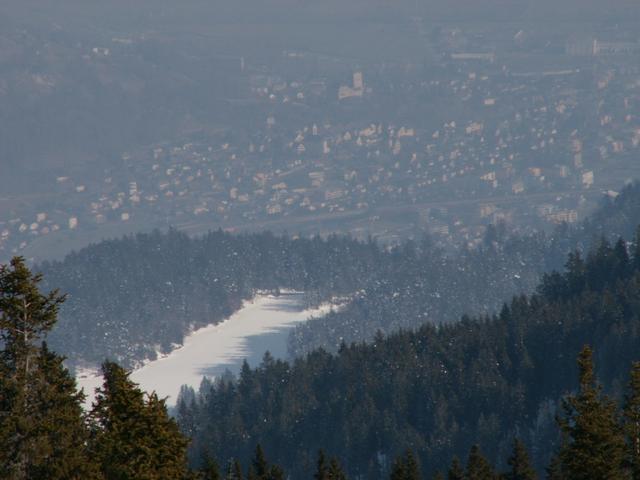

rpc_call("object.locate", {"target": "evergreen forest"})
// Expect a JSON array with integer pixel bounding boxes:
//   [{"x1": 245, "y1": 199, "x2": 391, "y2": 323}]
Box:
[
  {"x1": 4, "y1": 239, "x2": 640, "y2": 478},
  {"x1": 175, "y1": 229, "x2": 640, "y2": 477},
  {"x1": 40, "y1": 183, "x2": 640, "y2": 368}
]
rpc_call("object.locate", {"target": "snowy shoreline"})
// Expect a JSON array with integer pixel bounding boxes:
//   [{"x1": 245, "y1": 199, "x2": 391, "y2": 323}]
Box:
[{"x1": 76, "y1": 292, "x2": 332, "y2": 406}]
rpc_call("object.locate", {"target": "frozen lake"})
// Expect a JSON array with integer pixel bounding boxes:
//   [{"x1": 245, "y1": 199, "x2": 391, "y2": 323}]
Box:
[{"x1": 76, "y1": 292, "x2": 330, "y2": 406}]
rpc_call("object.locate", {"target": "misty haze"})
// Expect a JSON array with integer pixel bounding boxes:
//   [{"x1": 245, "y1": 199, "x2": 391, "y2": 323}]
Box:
[{"x1": 1, "y1": 0, "x2": 640, "y2": 478}]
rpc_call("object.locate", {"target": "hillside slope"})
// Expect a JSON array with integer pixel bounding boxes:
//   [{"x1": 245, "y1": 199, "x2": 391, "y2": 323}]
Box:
[{"x1": 178, "y1": 232, "x2": 640, "y2": 478}]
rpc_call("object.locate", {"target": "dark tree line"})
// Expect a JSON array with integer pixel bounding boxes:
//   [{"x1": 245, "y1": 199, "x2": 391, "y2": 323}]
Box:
[
  {"x1": 176, "y1": 229, "x2": 640, "y2": 478},
  {"x1": 40, "y1": 182, "x2": 640, "y2": 370},
  {"x1": 41, "y1": 230, "x2": 385, "y2": 367},
  {"x1": 288, "y1": 182, "x2": 640, "y2": 357},
  {"x1": 0, "y1": 258, "x2": 191, "y2": 479},
  {"x1": 6, "y1": 229, "x2": 640, "y2": 477},
  {"x1": 186, "y1": 344, "x2": 640, "y2": 480}
]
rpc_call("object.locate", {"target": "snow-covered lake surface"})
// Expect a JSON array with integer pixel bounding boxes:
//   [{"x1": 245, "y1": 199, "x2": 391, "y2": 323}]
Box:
[{"x1": 76, "y1": 292, "x2": 331, "y2": 406}]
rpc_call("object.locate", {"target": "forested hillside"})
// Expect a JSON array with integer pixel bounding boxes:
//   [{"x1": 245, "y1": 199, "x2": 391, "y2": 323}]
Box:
[
  {"x1": 42, "y1": 225, "x2": 543, "y2": 368},
  {"x1": 176, "y1": 232, "x2": 640, "y2": 478},
  {"x1": 40, "y1": 182, "x2": 640, "y2": 368},
  {"x1": 288, "y1": 183, "x2": 640, "y2": 356},
  {"x1": 41, "y1": 231, "x2": 383, "y2": 367},
  {"x1": 0, "y1": 258, "x2": 191, "y2": 479},
  {"x1": 5, "y1": 216, "x2": 640, "y2": 480}
]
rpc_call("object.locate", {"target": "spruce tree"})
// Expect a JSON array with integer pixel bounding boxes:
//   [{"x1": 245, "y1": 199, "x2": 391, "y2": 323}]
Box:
[
  {"x1": 315, "y1": 450, "x2": 329, "y2": 480},
  {"x1": 465, "y1": 445, "x2": 496, "y2": 480},
  {"x1": 504, "y1": 438, "x2": 537, "y2": 480},
  {"x1": 233, "y1": 460, "x2": 244, "y2": 480},
  {"x1": 328, "y1": 458, "x2": 348, "y2": 480},
  {"x1": 0, "y1": 257, "x2": 98, "y2": 479},
  {"x1": 447, "y1": 456, "x2": 465, "y2": 480},
  {"x1": 390, "y1": 450, "x2": 421, "y2": 480},
  {"x1": 201, "y1": 455, "x2": 221, "y2": 480},
  {"x1": 404, "y1": 450, "x2": 421, "y2": 480},
  {"x1": 390, "y1": 456, "x2": 406, "y2": 480},
  {"x1": 30, "y1": 343, "x2": 102, "y2": 479},
  {"x1": 634, "y1": 226, "x2": 640, "y2": 270},
  {"x1": 557, "y1": 345, "x2": 627, "y2": 480},
  {"x1": 267, "y1": 465, "x2": 285, "y2": 480},
  {"x1": 248, "y1": 444, "x2": 269, "y2": 479},
  {"x1": 225, "y1": 459, "x2": 243, "y2": 480},
  {"x1": 247, "y1": 444, "x2": 284, "y2": 480},
  {"x1": 613, "y1": 237, "x2": 630, "y2": 279},
  {"x1": 624, "y1": 361, "x2": 640, "y2": 480},
  {"x1": 315, "y1": 450, "x2": 348, "y2": 480},
  {"x1": 89, "y1": 361, "x2": 189, "y2": 479},
  {"x1": 545, "y1": 455, "x2": 563, "y2": 480}
]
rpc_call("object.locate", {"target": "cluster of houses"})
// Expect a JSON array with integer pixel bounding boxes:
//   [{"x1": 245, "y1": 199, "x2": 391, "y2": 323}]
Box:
[{"x1": 2, "y1": 42, "x2": 639, "y2": 258}]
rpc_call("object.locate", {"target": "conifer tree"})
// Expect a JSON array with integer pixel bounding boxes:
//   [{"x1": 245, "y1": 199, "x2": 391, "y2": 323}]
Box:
[
  {"x1": 634, "y1": 226, "x2": 640, "y2": 270},
  {"x1": 624, "y1": 361, "x2": 640, "y2": 480},
  {"x1": 267, "y1": 465, "x2": 285, "y2": 480},
  {"x1": 613, "y1": 237, "x2": 630, "y2": 279},
  {"x1": 315, "y1": 450, "x2": 330, "y2": 480},
  {"x1": 31, "y1": 343, "x2": 102, "y2": 479},
  {"x1": 89, "y1": 361, "x2": 189, "y2": 479},
  {"x1": 557, "y1": 345, "x2": 627, "y2": 480},
  {"x1": 404, "y1": 450, "x2": 421, "y2": 480},
  {"x1": 390, "y1": 456, "x2": 406, "y2": 480},
  {"x1": 327, "y1": 458, "x2": 348, "y2": 480},
  {"x1": 315, "y1": 450, "x2": 348, "y2": 480},
  {"x1": 391, "y1": 450, "x2": 421, "y2": 480},
  {"x1": 247, "y1": 444, "x2": 284, "y2": 480},
  {"x1": 201, "y1": 455, "x2": 221, "y2": 480},
  {"x1": 225, "y1": 459, "x2": 243, "y2": 480},
  {"x1": 177, "y1": 385, "x2": 198, "y2": 438},
  {"x1": 447, "y1": 456, "x2": 465, "y2": 480},
  {"x1": 504, "y1": 438, "x2": 537, "y2": 480},
  {"x1": 248, "y1": 444, "x2": 269, "y2": 479},
  {"x1": 466, "y1": 445, "x2": 496, "y2": 480},
  {"x1": 544, "y1": 455, "x2": 563, "y2": 480},
  {"x1": 0, "y1": 257, "x2": 98, "y2": 479}
]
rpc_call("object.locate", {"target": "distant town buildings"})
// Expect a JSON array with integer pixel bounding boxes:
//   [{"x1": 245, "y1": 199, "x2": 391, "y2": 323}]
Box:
[
  {"x1": 3, "y1": 24, "x2": 640, "y2": 259},
  {"x1": 338, "y1": 72, "x2": 365, "y2": 100}
]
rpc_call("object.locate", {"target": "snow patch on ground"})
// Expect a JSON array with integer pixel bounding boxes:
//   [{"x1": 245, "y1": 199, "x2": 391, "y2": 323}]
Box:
[{"x1": 76, "y1": 292, "x2": 331, "y2": 407}]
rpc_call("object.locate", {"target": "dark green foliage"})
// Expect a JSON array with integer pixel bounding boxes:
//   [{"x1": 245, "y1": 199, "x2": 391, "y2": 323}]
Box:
[
  {"x1": 246, "y1": 445, "x2": 285, "y2": 480},
  {"x1": 390, "y1": 457, "x2": 407, "y2": 480},
  {"x1": 249, "y1": 445, "x2": 269, "y2": 479},
  {"x1": 42, "y1": 230, "x2": 389, "y2": 367},
  {"x1": 225, "y1": 460, "x2": 243, "y2": 480},
  {"x1": 0, "y1": 257, "x2": 98, "y2": 479},
  {"x1": 315, "y1": 450, "x2": 330, "y2": 480},
  {"x1": 447, "y1": 457, "x2": 465, "y2": 480},
  {"x1": 89, "y1": 361, "x2": 190, "y2": 479},
  {"x1": 200, "y1": 455, "x2": 221, "y2": 480},
  {"x1": 41, "y1": 225, "x2": 553, "y2": 368},
  {"x1": 465, "y1": 445, "x2": 496, "y2": 480},
  {"x1": 5, "y1": 189, "x2": 640, "y2": 478},
  {"x1": 390, "y1": 450, "x2": 421, "y2": 480},
  {"x1": 404, "y1": 451, "x2": 421, "y2": 480},
  {"x1": 504, "y1": 439, "x2": 537, "y2": 480},
  {"x1": 267, "y1": 465, "x2": 285, "y2": 480},
  {"x1": 624, "y1": 362, "x2": 640, "y2": 480},
  {"x1": 328, "y1": 458, "x2": 348, "y2": 480},
  {"x1": 544, "y1": 455, "x2": 563, "y2": 480},
  {"x1": 177, "y1": 385, "x2": 199, "y2": 439},
  {"x1": 179, "y1": 234, "x2": 640, "y2": 478},
  {"x1": 41, "y1": 182, "x2": 640, "y2": 370},
  {"x1": 556, "y1": 346, "x2": 627, "y2": 480},
  {"x1": 315, "y1": 450, "x2": 348, "y2": 480}
]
